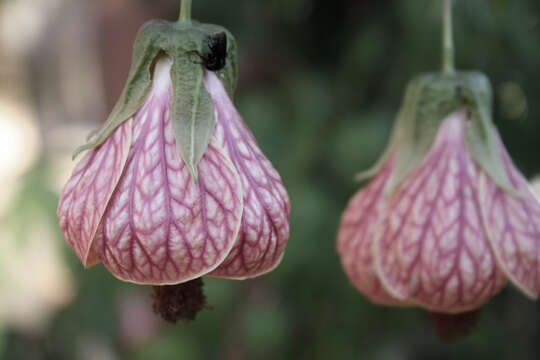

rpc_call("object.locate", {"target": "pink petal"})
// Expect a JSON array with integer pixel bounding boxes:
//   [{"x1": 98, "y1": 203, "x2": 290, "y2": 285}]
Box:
[
  {"x1": 95, "y1": 59, "x2": 244, "y2": 284},
  {"x1": 58, "y1": 120, "x2": 132, "y2": 267},
  {"x1": 375, "y1": 110, "x2": 506, "y2": 313},
  {"x1": 204, "y1": 72, "x2": 290, "y2": 279},
  {"x1": 479, "y1": 136, "x2": 540, "y2": 298},
  {"x1": 337, "y1": 155, "x2": 405, "y2": 305}
]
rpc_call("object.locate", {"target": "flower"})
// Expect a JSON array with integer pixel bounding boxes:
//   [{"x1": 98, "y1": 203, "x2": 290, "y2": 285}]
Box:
[
  {"x1": 337, "y1": 72, "x2": 540, "y2": 314},
  {"x1": 57, "y1": 19, "x2": 289, "y2": 294}
]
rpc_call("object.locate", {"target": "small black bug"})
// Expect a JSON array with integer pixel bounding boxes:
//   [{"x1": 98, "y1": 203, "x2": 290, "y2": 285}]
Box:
[{"x1": 191, "y1": 32, "x2": 227, "y2": 71}]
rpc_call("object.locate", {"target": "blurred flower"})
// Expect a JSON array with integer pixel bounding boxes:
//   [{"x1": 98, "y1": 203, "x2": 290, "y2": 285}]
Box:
[
  {"x1": 0, "y1": 100, "x2": 40, "y2": 216},
  {"x1": 0, "y1": 100, "x2": 40, "y2": 180},
  {"x1": 58, "y1": 14, "x2": 289, "y2": 321},
  {"x1": 0, "y1": 223, "x2": 74, "y2": 334},
  {"x1": 0, "y1": 0, "x2": 61, "y2": 56},
  {"x1": 337, "y1": 72, "x2": 540, "y2": 314},
  {"x1": 0, "y1": 175, "x2": 74, "y2": 334}
]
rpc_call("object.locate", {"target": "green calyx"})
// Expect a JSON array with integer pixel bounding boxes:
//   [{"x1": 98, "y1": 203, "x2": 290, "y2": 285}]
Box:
[
  {"x1": 360, "y1": 71, "x2": 514, "y2": 196},
  {"x1": 73, "y1": 19, "x2": 238, "y2": 181}
]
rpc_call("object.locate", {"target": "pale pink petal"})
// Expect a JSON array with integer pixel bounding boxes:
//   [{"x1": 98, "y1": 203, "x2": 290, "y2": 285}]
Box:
[
  {"x1": 204, "y1": 72, "x2": 290, "y2": 279},
  {"x1": 337, "y1": 155, "x2": 405, "y2": 305},
  {"x1": 95, "y1": 59, "x2": 243, "y2": 284},
  {"x1": 375, "y1": 110, "x2": 506, "y2": 313},
  {"x1": 57, "y1": 120, "x2": 132, "y2": 267},
  {"x1": 479, "y1": 136, "x2": 540, "y2": 298}
]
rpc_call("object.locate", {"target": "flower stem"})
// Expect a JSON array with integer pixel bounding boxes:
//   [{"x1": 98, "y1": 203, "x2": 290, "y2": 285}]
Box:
[
  {"x1": 442, "y1": 0, "x2": 455, "y2": 75},
  {"x1": 179, "y1": 0, "x2": 192, "y2": 24}
]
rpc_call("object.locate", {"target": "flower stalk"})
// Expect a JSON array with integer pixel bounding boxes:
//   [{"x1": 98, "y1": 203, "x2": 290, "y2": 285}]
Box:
[
  {"x1": 442, "y1": 0, "x2": 455, "y2": 75},
  {"x1": 179, "y1": 0, "x2": 192, "y2": 24}
]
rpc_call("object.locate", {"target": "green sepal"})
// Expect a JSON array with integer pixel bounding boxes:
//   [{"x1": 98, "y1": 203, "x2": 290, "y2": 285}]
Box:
[
  {"x1": 73, "y1": 22, "x2": 163, "y2": 159},
  {"x1": 463, "y1": 73, "x2": 517, "y2": 195},
  {"x1": 360, "y1": 71, "x2": 514, "y2": 196},
  {"x1": 355, "y1": 77, "x2": 423, "y2": 182},
  {"x1": 170, "y1": 53, "x2": 214, "y2": 180},
  {"x1": 72, "y1": 19, "x2": 239, "y2": 182}
]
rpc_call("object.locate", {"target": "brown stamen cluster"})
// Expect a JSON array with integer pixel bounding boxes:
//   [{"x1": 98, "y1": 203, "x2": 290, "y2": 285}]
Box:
[
  {"x1": 151, "y1": 278, "x2": 207, "y2": 323},
  {"x1": 429, "y1": 310, "x2": 481, "y2": 340}
]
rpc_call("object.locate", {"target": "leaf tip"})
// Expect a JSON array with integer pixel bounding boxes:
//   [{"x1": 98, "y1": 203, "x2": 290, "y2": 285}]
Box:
[{"x1": 188, "y1": 164, "x2": 199, "y2": 184}]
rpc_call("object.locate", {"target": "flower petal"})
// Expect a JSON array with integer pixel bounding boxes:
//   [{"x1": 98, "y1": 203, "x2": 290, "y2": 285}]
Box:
[
  {"x1": 375, "y1": 111, "x2": 506, "y2": 313},
  {"x1": 95, "y1": 63, "x2": 243, "y2": 285},
  {"x1": 479, "y1": 136, "x2": 540, "y2": 298},
  {"x1": 204, "y1": 72, "x2": 290, "y2": 279},
  {"x1": 57, "y1": 120, "x2": 132, "y2": 267},
  {"x1": 337, "y1": 155, "x2": 405, "y2": 305}
]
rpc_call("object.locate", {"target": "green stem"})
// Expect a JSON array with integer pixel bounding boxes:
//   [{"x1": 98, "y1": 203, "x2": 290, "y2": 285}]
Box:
[
  {"x1": 442, "y1": 0, "x2": 455, "y2": 75},
  {"x1": 179, "y1": 0, "x2": 192, "y2": 24}
]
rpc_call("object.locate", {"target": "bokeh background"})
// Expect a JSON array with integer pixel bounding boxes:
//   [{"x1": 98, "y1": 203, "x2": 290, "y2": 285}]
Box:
[{"x1": 0, "y1": 0, "x2": 539, "y2": 359}]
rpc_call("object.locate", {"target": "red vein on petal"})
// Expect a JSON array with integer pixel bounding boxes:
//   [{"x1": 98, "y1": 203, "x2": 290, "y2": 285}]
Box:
[
  {"x1": 337, "y1": 154, "x2": 407, "y2": 305},
  {"x1": 374, "y1": 111, "x2": 506, "y2": 313},
  {"x1": 479, "y1": 136, "x2": 540, "y2": 298},
  {"x1": 58, "y1": 120, "x2": 132, "y2": 267},
  {"x1": 204, "y1": 72, "x2": 290, "y2": 279},
  {"x1": 95, "y1": 61, "x2": 243, "y2": 284}
]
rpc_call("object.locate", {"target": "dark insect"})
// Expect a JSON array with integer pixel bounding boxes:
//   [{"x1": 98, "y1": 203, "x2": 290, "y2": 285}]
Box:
[{"x1": 191, "y1": 32, "x2": 227, "y2": 71}]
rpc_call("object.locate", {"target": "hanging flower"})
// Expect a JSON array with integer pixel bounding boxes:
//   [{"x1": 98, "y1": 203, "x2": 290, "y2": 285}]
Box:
[
  {"x1": 57, "y1": 4, "x2": 290, "y2": 322},
  {"x1": 337, "y1": 73, "x2": 540, "y2": 314},
  {"x1": 337, "y1": 0, "x2": 540, "y2": 317}
]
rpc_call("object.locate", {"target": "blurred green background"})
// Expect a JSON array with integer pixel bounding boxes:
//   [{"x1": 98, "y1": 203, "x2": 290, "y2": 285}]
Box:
[{"x1": 0, "y1": 0, "x2": 539, "y2": 359}]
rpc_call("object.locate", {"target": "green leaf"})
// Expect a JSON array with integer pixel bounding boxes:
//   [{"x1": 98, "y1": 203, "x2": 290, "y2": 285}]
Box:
[{"x1": 170, "y1": 53, "x2": 215, "y2": 181}]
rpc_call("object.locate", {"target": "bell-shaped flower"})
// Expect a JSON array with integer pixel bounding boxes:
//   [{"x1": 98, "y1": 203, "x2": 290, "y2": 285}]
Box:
[
  {"x1": 57, "y1": 14, "x2": 290, "y2": 310},
  {"x1": 337, "y1": 72, "x2": 540, "y2": 314}
]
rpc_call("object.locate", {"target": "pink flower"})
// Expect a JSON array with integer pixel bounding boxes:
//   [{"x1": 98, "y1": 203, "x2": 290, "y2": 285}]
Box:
[
  {"x1": 58, "y1": 55, "x2": 290, "y2": 284},
  {"x1": 337, "y1": 75, "x2": 540, "y2": 314}
]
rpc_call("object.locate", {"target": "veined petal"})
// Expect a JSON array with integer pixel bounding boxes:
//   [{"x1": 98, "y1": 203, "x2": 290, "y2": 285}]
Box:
[
  {"x1": 479, "y1": 136, "x2": 540, "y2": 298},
  {"x1": 95, "y1": 59, "x2": 243, "y2": 284},
  {"x1": 375, "y1": 110, "x2": 506, "y2": 313},
  {"x1": 204, "y1": 72, "x2": 290, "y2": 279},
  {"x1": 58, "y1": 120, "x2": 132, "y2": 267},
  {"x1": 337, "y1": 155, "x2": 405, "y2": 305}
]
